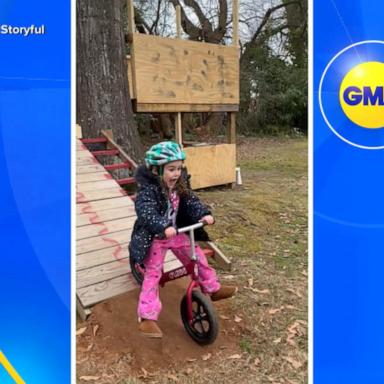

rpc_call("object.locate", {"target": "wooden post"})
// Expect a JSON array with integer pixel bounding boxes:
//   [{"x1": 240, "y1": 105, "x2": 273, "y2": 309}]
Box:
[
  {"x1": 175, "y1": 112, "x2": 183, "y2": 147},
  {"x1": 227, "y1": 112, "x2": 236, "y2": 144},
  {"x1": 176, "y1": 5, "x2": 181, "y2": 39},
  {"x1": 175, "y1": 6, "x2": 183, "y2": 149},
  {"x1": 228, "y1": 0, "x2": 238, "y2": 146},
  {"x1": 127, "y1": 0, "x2": 135, "y2": 34},
  {"x1": 232, "y1": 0, "x2": 239, "y2": 47}
]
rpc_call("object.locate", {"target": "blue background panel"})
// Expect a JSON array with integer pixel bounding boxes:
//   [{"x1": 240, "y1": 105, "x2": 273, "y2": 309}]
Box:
[
  {"x1": 314, "y1": 0, "x2": 384, "y2": 383},
  {"x1": 0, "y1": 0, "x2": 70, "y2": 383}
]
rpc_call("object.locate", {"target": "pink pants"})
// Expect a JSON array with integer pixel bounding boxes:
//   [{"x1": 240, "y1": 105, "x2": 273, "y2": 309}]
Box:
[{"x1": 138, "y1": 233, "x2": 220, "y2": 321}]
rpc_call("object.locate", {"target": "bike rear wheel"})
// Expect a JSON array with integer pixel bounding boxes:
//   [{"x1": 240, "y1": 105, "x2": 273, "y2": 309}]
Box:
[{"x1": 129, "y1": 253, "x2": 144, "y2": 285}]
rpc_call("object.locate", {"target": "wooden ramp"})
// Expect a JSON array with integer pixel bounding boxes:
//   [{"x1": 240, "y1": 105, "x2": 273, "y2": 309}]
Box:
[{"x1": 76, "y1": 139, "x2": 183, "y2": 319}]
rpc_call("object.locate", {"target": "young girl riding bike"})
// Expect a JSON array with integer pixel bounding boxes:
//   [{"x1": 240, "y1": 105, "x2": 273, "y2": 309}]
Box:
[{"x1": 129, "y1": 141, "x2": 237, "y2": 338}]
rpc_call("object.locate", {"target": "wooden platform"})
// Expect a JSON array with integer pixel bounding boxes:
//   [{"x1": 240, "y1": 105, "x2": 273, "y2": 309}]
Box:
[{"x1": 76, "y1": 139, "x2": 183, "y2": 319}]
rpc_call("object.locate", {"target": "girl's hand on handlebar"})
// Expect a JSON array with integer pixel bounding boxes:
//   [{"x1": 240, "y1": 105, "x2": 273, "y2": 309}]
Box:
[
  {"x1": 200, "y1": 215, "x2": 214, "y2": 225},
  {"x1": 165, "y1": 226, "x2": 177, "y2": 239}
]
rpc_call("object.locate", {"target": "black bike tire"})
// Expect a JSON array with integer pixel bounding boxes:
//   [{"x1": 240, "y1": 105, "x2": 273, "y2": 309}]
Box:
[
  {"x1": 180, "y1": 290, "x2": 219, "y2": 345},
  {"x1": 129, "y1": 253, "x2": 144, "y2": 285}
]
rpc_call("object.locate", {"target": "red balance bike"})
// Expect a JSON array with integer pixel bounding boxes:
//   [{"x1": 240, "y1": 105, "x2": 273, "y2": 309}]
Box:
[{"x1": 130, "y1": 222, "x2": 219, "y2": 345}]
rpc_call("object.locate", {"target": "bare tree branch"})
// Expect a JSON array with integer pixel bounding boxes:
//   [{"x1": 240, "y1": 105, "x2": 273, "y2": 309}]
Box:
[
  {"x1": 149, "y1": 0, "x2": 163, "y2": 34},
  {"x1": 240, "y1": 1, "x2": 298, "y2": 64},
  {"x1": 169, "y1": 0, "x2": 202, "y2": 40}
]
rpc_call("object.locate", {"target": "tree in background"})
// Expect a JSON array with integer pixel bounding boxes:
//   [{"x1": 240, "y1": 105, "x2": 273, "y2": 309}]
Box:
[{"x1": 239, "y1": 0, "x2": 307, "y2": 135}]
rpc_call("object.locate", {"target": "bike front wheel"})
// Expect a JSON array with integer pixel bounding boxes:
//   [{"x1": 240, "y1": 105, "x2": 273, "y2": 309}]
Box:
[{"x1": 180, "y1": 290, "x2": 219, "y2": 345}]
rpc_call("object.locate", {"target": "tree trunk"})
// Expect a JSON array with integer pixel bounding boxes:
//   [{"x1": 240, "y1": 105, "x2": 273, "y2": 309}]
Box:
[{"x1": 77, "y1": 0, "x2": 144, "y2": 163}]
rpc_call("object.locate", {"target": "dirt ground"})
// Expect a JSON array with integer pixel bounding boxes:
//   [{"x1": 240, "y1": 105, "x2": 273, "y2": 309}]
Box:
[{"x1": 77, "y1": 137, "x2": 308, "y2": 384}]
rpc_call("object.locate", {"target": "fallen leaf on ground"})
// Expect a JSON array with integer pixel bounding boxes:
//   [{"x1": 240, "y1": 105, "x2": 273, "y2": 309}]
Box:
[
  {"x1": 220, "y1": 315, "x2": 230, "y2": 320},
  {"x1": 268, "y1": 308, "x2": 282, "y2": 315},
  {"x1": 222, "y1": 275, "x2": 235, "y2": 280},
  {"x1": 86, "y1": 343, "x2": 93, "y2": 352},
  {"x1": 76, "y1": 327, "x2": 87, "y2": 336},
  {"x1": 228, "y1": 354, "x2": 242, "y2": 359},
  {"x1": 186, "y1": 358, "x2": 197, "y2": 362},
  {"x1": 286, "y1": 288, "x2": 303, "y2": 298},
  {"x1": 252, "y1": 288, "x2": 270, "y2": 294},
  {"x1": 202, "y1": 353, "x2": 212, "y2": 361},
  {"x1": 93, "y1": 325, "x2": 99, "y2": 336},
  {"x1": 139, "y1": 367, "x2": 149, "y2": 378},
  {"x1": 288, "y1": 321, "x2": 300, "y2": 334},
  {"x1": 167, "y1": 373, "x2": 179, "y2": 382},
  {"x1": 234, "y1": 315, "x2": 242, "y2": 323},
  {"x1": 79, "y1": 376, "x2": 100, "y2": 382},
  {"x1": 247, "y1": 277, "x2": 254, "y2": 287},
  {"x1": 273, "y1": 337, "x2": 281, "y2": 344},
  {"x1": 253, "y1": 357, "x2": 260, "y2": 366},
  {"x1": 283, "y1": 356, "x2": 303, "y2": 369},
  {"x1": 286, "y1": 335, "x2": 296, "y2": 346},
  {"x1": 76, "y1": 357, "x2": 89, "y2": 364}
]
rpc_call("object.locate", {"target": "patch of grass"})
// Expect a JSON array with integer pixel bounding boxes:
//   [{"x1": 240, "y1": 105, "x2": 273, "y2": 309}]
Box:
[
  {"x1": 196, "y1": 138, "x2": 308, "y2": 382},
  {"x1": 239, "y1": 338, "x2": 253, "y2": 354}
]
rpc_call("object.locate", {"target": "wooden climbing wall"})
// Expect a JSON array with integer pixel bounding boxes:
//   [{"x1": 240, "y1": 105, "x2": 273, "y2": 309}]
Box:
[{"x1": 130, "y1": 34, "x2": 239, "y2": 107}]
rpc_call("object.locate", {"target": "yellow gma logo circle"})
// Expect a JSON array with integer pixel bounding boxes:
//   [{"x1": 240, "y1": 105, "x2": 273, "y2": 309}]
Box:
[{"x1": 339, "y1": 61, "x2": 384, "y2": 129}]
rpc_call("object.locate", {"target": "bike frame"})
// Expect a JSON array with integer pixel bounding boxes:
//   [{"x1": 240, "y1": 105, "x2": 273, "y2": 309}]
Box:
[
  {"x1": 135, "y1": 222, "x2": 207, "y2": 325},
  {"x1": 177, "y1": 222, "x2": 205, "y2": 324}
]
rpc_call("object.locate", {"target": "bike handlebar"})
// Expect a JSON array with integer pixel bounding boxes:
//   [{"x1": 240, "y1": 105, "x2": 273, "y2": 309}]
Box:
[{"x1": 177, "y1": 221, "x2": 205, "y2": 234}]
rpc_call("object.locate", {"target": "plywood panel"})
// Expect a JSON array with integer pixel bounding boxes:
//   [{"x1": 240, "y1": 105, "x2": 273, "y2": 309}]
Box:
[
  {"x1": 77, "y1": 250, "x2": 180, "y2": 289},
  {"x1": 77, "y1": 142, "x2": 86, "y2": 151},
  {"x1": 77, "y1": 205, "x2": 136, "y2": 227},
  {"x1": 77, "y1": 150, "x2": 95, "y2": 158},
  {"x1": 77, "y1": 157, "x2": 99, "y2": 166},
  {"x1": 76, "y1": 179, "x2": 120, "y2": 192},
  {"x1": 77, "y1": 172, "x2": 112, "y2": 183},
  {"x1": 76, "y1": 187, "x2": 126, "y2": 203},
  {"x1": 77, "y1": 228, "x2": 132, "y2": 254},
  {"x1": 77, "y1": 243, "x2": 130, "y2": 270},
  {"x1": 77, "y1": 196, "x2": 134, "y2": 215},
  {"x1": 77, "y1": 260, "x2": 131, "y2": 289},
  {"x1": 184, "y1": 144, "x2": 236, "y2": 189},
  {"x1": 77, "y1": 274, "x2": 138, "y2": 307},
  {"x1": 134, "y1": 103, "x2": 239, "y2": 113},
  {"x1": 127, "y1": 56, "x2": 135, "y2": 98},
  {"x1": 77, "y1": 164, "x2": 105, "y2": 174},
  {"x1": 76, "y1": 217, "x2": 135, "y2": 240},
  {"x1": 76, "y1": 125, "x2": 83, "y2": 138},
  {"x1": 132, "y1": 34, "x2": 239, "y2": 105}
]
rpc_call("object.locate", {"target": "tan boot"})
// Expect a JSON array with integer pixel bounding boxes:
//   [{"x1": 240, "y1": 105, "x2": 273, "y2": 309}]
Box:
[
  {"x1": 210, "y1": 285, "x2": 238, "y2": 302},
  {"x1": 139, "y1": 319, "x2": 163, "y2": 338}
]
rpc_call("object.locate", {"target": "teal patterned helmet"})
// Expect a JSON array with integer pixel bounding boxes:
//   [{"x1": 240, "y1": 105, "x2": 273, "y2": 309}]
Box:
[{"x1": 145, "y1": 141, "x2": 186, "y2": 167}]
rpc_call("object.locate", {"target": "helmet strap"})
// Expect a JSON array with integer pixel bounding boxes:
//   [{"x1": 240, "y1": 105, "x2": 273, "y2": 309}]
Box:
[{"x1": 158, "y1": 165, "x2": 164, "y2": 177}]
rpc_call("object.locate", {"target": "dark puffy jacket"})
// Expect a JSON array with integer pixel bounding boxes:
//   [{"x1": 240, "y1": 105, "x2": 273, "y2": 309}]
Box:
[{"x1": 129, "y1": 165, "x2": 211, "y2": 263}]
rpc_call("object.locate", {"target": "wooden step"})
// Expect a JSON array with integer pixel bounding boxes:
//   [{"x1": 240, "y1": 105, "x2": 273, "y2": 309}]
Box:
[
  {"x1": 81, "y1": 137, "x2": 108, "y2": 144},
  {"x1": 91, "y1": 149, "x2": 119, "y2": 156},
  {"x1": 117, "y1": 177, "x2": 135, "y2": 186},
  {"x1": 104, "y1": 162, "x2": 132, "y2": 171}
]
